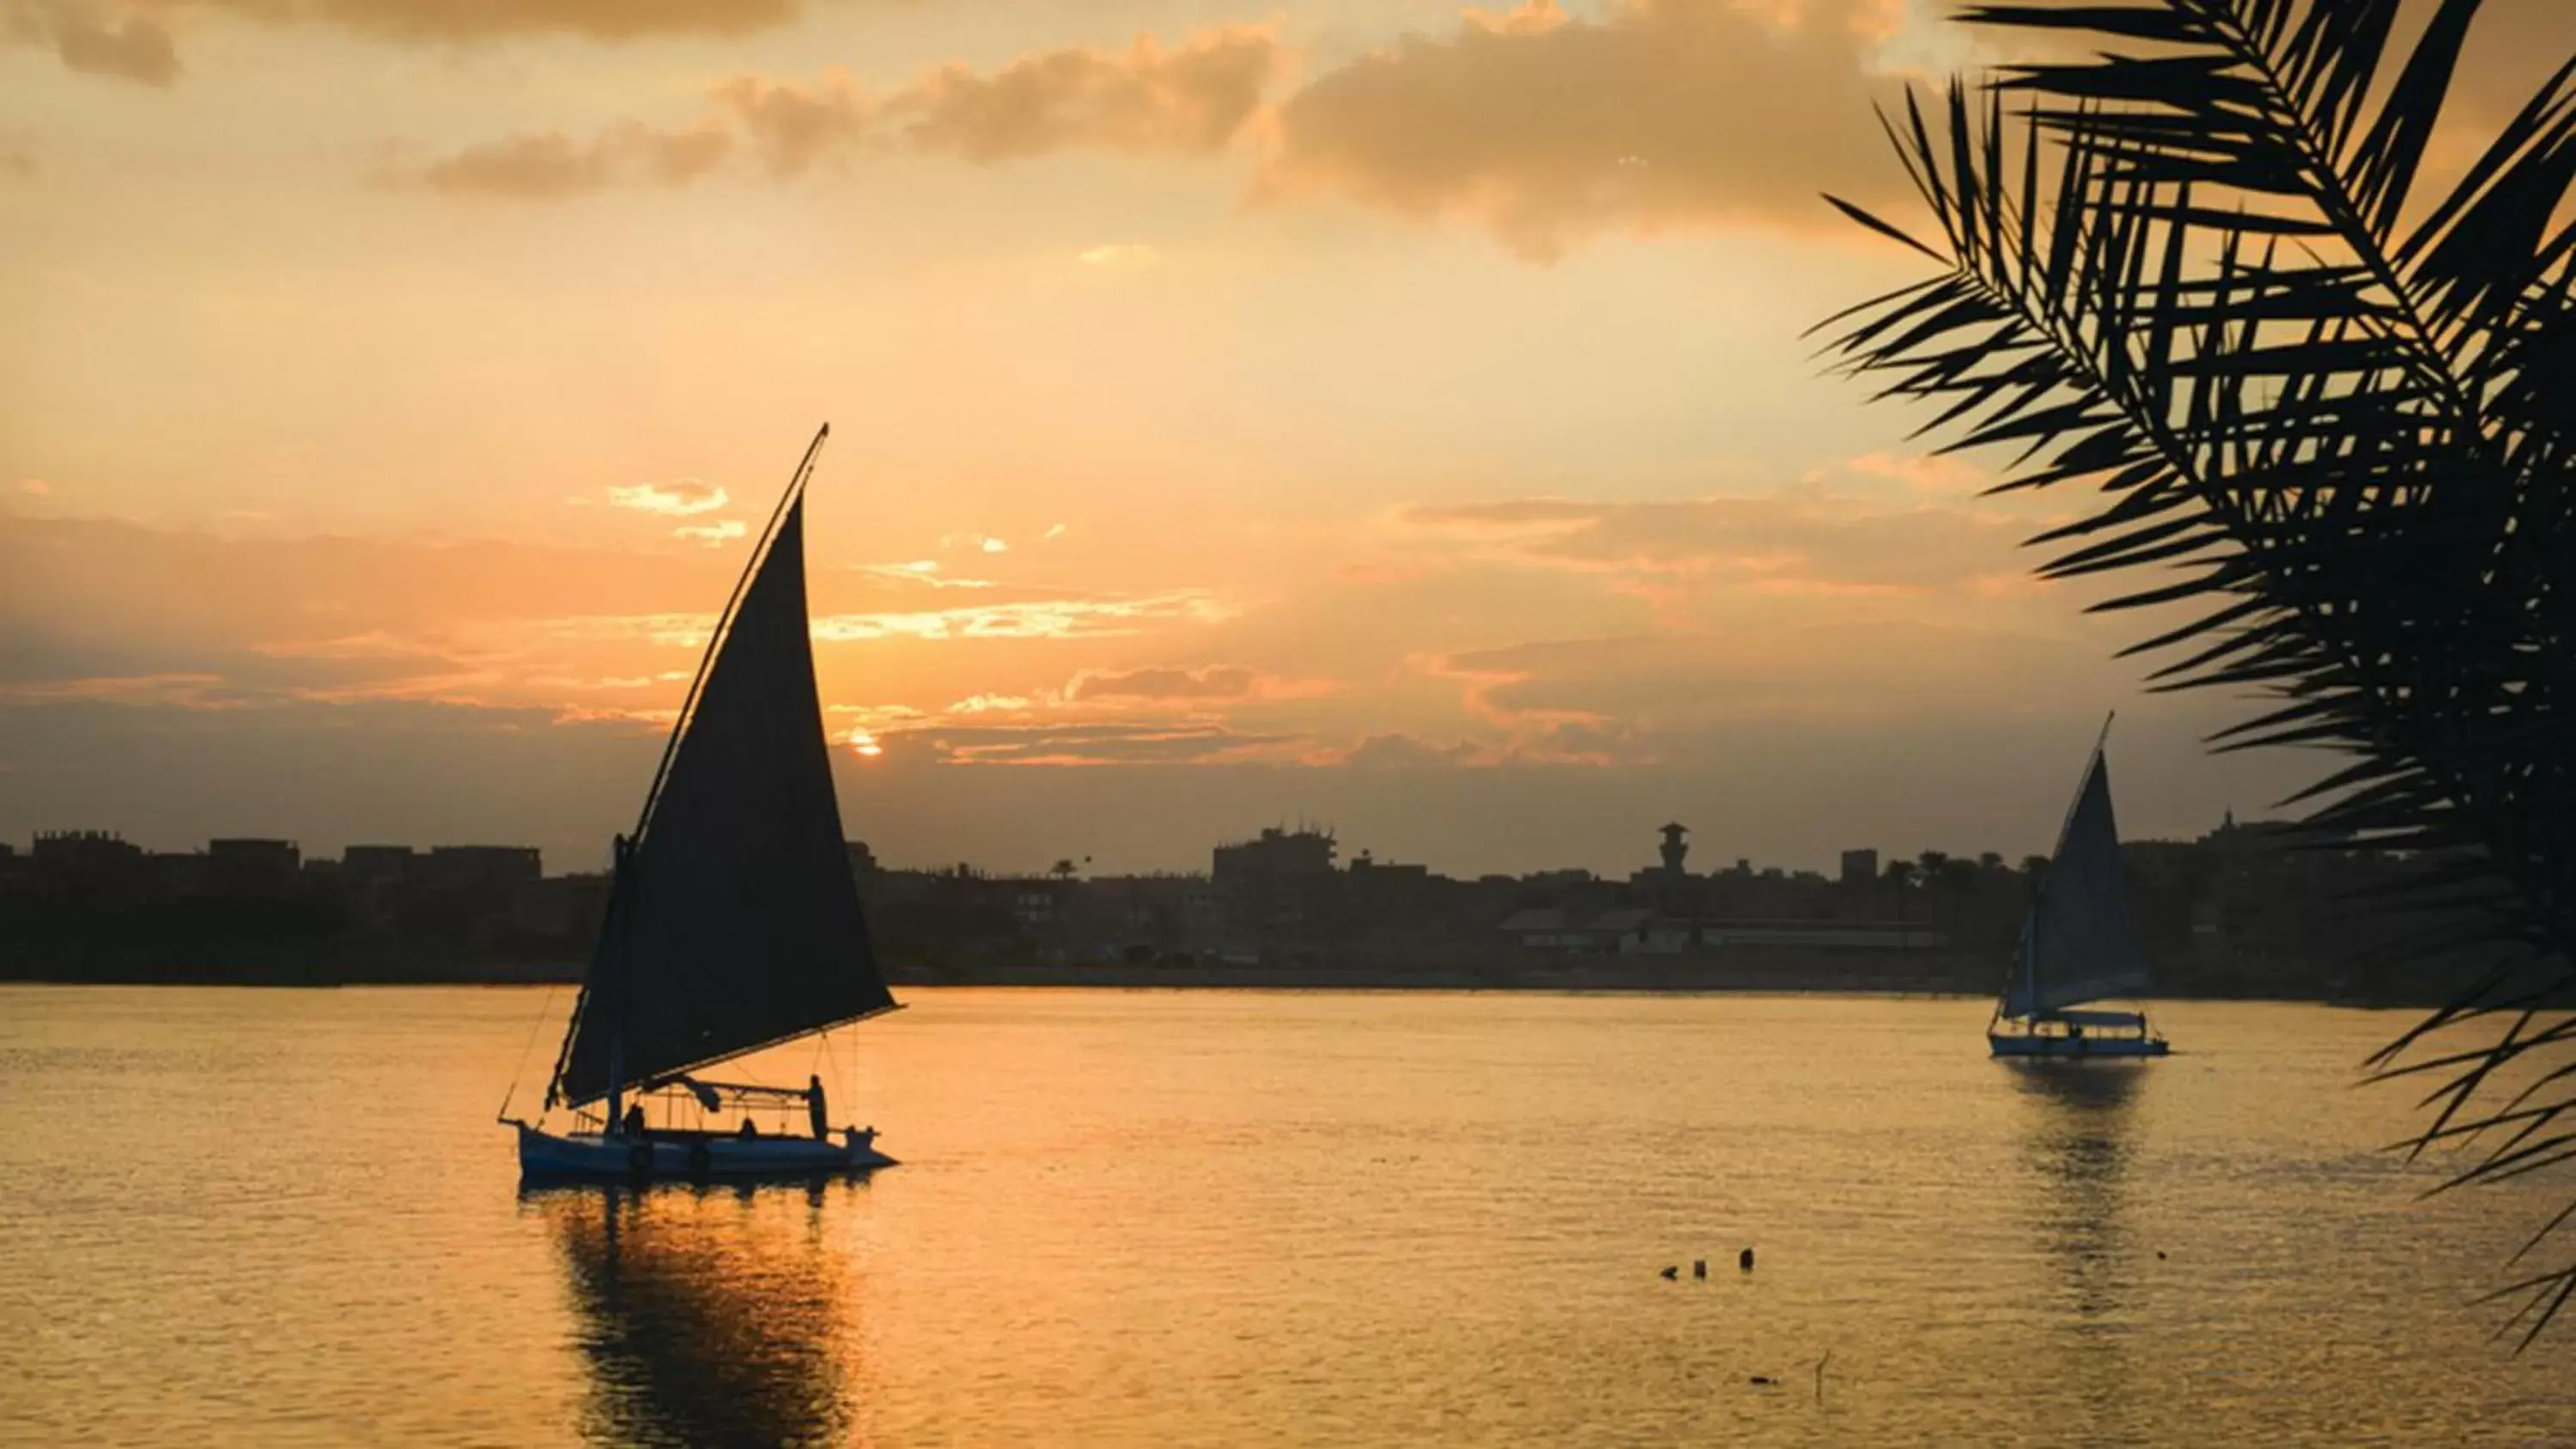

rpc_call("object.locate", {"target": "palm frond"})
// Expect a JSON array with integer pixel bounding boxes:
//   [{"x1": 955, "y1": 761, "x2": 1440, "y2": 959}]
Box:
[{"x1": 1820, "y1": 0, "x2": 2576, "y2": 1339}]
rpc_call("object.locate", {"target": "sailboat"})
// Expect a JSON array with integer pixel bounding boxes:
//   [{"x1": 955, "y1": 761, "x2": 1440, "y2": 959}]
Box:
[
  {"x1": 506, "y1": 424, "x2": 903, "y2": 1177},
  {"x1": 1987, "y1": 718, "x2": 2169, "y2": 1058}
]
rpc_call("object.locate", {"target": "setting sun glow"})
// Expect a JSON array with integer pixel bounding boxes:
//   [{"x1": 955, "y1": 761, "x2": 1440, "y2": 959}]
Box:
[{"x1": 9, "y1": 0, "x2": 2560, "y2": 875}]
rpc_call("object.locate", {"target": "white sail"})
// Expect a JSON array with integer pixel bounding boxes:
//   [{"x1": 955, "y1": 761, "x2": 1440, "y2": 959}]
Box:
[{"x1": 2000, "y1": 737, "x2": 2149, "y2": 1019}]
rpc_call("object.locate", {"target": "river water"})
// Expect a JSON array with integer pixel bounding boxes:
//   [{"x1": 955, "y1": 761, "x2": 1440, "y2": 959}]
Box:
[{"x1": 2, "y1": 986, "x2": 2571, "y2": 1446}]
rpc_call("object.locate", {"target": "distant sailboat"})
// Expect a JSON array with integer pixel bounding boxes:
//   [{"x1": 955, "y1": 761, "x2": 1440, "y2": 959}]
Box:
[
  {"x1": 1988, "y1": 718, "x2": 2169, "y2": 1058},
  {"x1": 507, "y1": 425, "x2": 902, "y2": 1177}
]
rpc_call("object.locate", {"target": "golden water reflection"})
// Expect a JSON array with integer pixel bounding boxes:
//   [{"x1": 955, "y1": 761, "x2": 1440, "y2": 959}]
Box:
[
  {"x1": 2003, "y1": 1061, "x2": 2147, "y2": 1439},
  {"x1": 14, "y1": 990, "x2": 2575, "y2": 1446},
  {"x1": 2007, "y1": 1061, "x2": 2142, "y2": 1323},
  {"x1": 528, "y1": 1179, "x2": 875, "y2": 1449}
]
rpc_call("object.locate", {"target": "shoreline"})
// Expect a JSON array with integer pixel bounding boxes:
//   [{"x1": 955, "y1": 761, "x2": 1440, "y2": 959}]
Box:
[{"x1": 0, "y1": 961, "x2": 2458, "y2": 1009}]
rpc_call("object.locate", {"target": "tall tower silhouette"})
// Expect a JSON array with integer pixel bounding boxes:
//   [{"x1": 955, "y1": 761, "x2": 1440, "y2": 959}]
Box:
[{"x1": 1658, "y1": 822, "x2": 1689, "y2": 876}]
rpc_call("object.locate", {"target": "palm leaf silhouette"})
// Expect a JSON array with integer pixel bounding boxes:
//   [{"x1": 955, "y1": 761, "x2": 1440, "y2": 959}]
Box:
[{"x1": 1817, "y1": 0, "x2": 2576, "y2": 1343}]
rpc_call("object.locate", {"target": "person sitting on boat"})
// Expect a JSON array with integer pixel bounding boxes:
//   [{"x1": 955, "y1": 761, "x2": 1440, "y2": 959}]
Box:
[
  {"x1": 808, "y1": 1073, "x2": 829, "y2": 1139},
  {"x1": 738, "y1": 1117, "x2": 760, "y2": 1140}
]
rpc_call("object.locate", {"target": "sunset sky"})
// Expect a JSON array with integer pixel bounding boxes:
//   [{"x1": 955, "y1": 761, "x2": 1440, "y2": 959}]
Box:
[{"x1": 7, "y1": 0, "x2": 2571, "y2": 877}]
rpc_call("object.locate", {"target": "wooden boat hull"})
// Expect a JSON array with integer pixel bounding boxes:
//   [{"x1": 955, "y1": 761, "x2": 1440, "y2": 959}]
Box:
[
  {"x1": 1987, "y1": 1031, "x2": 2169, "y2": 1058},
  {"x1": 514, "y1": 1122, "x2": 896, "y2": 1180}
]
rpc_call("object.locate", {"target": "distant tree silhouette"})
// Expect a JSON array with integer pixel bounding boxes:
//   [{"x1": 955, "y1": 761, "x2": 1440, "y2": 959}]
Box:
[
  {"x1": 1913, "y1": 850, "x2": 1973, "y2": 937},
  {"x1": 1881, "y1": 857, "x2": 1921, "y2": 923},
  {"x1": 1936, "y1": 855, "x2": 1981, "y2": 940},
  {"x1": 1820, "y1": 0, "x2": 2576, "y2": 1339},
  {"x1": 2019, "y1": 856, "x2": 2050, "y2": 901}
]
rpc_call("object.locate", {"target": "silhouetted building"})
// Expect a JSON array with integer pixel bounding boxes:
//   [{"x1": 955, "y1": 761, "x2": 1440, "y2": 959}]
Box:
[
  {"x1": 418, "y1": 846, "x2": 541, "y2": 895},
  {"x1": 1067, "y1": 874, "x2": 1218, "y2": 957},
  {"x1": 340, "y1": 846, "x2": 416, "y2": 889},
  {"x1": 1213, "y1": 827, "x2": 1340, "y2": 956},
  {"x1": 1658, "y1": 822, "x2": 1690, "y2": 876},
  {"x1": 0, "y1": 812, "x2": 2476, "y2": 1001},
  {"x1": 1499, "y1": 907, "x2": 1587, "y2": 950},
  {"x1": 30, "y1": 830, "x2": 148, "y2": 898},
  {"x1": 1011, "y1": 881, "x2": 1075, "y2": 935},
  {"x1": 1344, "y1": 851, "x2": 1440, "y2": 929},
  {"x1": 510, "y1": 872, "x2": 610, "y2": 939},
  {"x1": 144, "y1": 852, "x2": 208, "y2": 898},
  {"x1": 33, "y1": 830, "x2": 142, "y2": 875},
  {"x1": 208, "y1": 839, "x2": 301, "y2": 898},
  {"x1": 1214, "y1": 827, "x2": 1335, "y2": 882},
  {"x1": 334, "y1": 846, "x2": 416, "y2": 928}
]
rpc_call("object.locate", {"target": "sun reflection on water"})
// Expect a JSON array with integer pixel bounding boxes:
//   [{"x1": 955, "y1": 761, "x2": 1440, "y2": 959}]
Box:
[{"x1": 531, "y1": 1178, "x2": 877, "y2": 1449}]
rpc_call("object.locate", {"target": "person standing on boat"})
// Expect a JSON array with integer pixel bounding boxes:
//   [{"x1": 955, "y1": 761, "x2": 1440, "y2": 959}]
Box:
[
  {"x1": 623, "y1": 1102, "x2": 647, "y2": 1140},
  {"x1": 807, "y1": 1073, "x2": 829, "y2": 1139}
]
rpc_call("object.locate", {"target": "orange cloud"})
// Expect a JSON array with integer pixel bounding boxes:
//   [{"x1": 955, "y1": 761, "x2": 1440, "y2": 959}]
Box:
[
  {"x1": 853, "y1": 560, "x2": 999, "y2": 591},
  {"x1": 244, "y1": 0, "x2": 801, "y2": 43},
  {"x1": 411, "y1": 26, "x2": 1279, "y2": 197},
  {"x1": 1, "y1": 509, "x2": 1115, "y2": 720},
  {"x1": 1401, "y1": 488, "x2": 2024, "y2": 592},
  {"x1": 1260, "y1": 0, "x2": 1905, "y2": 259},
  {"x1": 1338, "y1": 731, "x2": 1479, "y2": 768},
  {"x1": 717, "y1": 71, "x2": 871, "y2": 178},
  {"x1": 8, "y1": 0, "x2": 817, "y2": 85},
  {"x1": 414, "y1": 122, "x2": 732, "y2": 199},
  {"x1": 888, "y1": 26, "x2": 1278, "y2": 162},
  {"x1": 884, "y1": 720, "x2": 1299, "y2": 767},
  {"x1": 811, "y1": 591, "x2": 1233, "y2": 642},
  {"x1": 416, "y1": 134, "x2": 609, "y2": 198},
  {"x1": 672, "y1": 518, "x2": 747, "y2": 546},
  {"x1": 1059, "y1": 664, "x2": 1342, "y2": 706},
  {"x1": 1066, "y1": 664, "x2": 1259, "y2": 701},
  {"x1": 605, "y1": 480, "x2": 728, "y2": 517},
  {"x1": 0, "y1": 484, "x2": 2311, "y2": 870},
  {"x1": 5, "y1": 0, "x2": 178, "y2": 85},
  {"x1": 1434, "y1": 622, "x2": 2117, "y2": 737}
]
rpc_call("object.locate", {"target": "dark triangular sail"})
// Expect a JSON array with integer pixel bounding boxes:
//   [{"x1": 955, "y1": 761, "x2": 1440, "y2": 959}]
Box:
[
  {"x1": 2000, "y1": 739, "x2": 2148, "y2": 1019},
  {"x1": 552, "y1": 437, "x2": 892, "y2": 1108}
]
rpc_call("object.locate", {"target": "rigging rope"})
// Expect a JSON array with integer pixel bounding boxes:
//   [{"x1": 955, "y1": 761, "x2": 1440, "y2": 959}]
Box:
[{"x1": 495, "y1": 983, "x2": 562, "y2": 1124}]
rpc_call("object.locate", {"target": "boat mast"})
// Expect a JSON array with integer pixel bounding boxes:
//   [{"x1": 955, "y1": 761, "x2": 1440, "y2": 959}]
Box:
[{"x1": 605, "y1": 834, "x2": 633, "y2": 1136}]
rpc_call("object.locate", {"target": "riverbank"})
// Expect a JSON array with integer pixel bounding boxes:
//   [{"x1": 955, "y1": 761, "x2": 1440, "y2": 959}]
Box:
[{"x1": 0, "y1": 951, "x2": 2463, "y2": 1008}]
